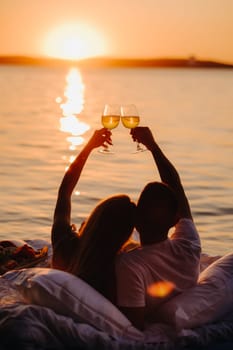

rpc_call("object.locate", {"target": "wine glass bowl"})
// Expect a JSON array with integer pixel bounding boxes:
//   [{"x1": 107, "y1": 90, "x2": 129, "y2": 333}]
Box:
[
  {"x1": 121, "y1": 104, "x2": 145, "y2": 153},
  {"x1": 102, "y1": 115, "x2": 120, "y2": 130},
  {"x1": 99, "y1": 104, "x2": 120, "y2": 154},
  {"x1": 121, "y1": 116, "x2": 140, "y2": 129}
]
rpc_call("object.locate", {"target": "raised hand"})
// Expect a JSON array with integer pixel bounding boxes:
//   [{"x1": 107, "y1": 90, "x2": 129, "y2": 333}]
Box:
[
  {"x1": 87, "y1": 128, "x2": 112, "y2": 151},
  {"x1": 130, "y1": 126, "x2": 155, "y2": 151}
]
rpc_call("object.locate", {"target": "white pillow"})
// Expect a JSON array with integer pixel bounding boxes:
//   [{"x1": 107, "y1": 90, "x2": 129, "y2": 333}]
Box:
[
  {"x1": 3, "y1": 268, "x2": 143, "y2": 341},
  {"x1": 154, "y1": 253, "x2": 233, "y2": 330}
]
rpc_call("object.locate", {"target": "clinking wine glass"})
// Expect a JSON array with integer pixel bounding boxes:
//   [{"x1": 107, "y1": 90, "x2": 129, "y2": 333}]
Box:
[
  {"x1": 121, "y1": 104, "x2": 146, "y2": 153},
  {"x1": 99, "y1": 104, "x2": 120, "y2": 154}
]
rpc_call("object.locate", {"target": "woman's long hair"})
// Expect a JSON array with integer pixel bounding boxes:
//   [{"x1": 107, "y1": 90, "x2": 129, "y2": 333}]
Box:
[{"x1": 68, "y1": 194, "x2": 136, "y2": 299}]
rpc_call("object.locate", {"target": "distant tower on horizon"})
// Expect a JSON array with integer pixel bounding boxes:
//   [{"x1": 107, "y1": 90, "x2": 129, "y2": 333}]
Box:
[{"x1": 188, "y1": 55, "x2": 197, "y2": 66}]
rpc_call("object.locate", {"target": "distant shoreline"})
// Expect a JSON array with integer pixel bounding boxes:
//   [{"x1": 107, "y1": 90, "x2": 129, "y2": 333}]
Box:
[{"x1": 0, "y1": 55, "x2": 233, "y2": 69}]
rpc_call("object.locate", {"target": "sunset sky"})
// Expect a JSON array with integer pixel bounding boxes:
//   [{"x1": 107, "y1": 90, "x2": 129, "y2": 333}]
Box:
[{"x1": 1, "y1": 0, "x2": 233, "y2": 63}]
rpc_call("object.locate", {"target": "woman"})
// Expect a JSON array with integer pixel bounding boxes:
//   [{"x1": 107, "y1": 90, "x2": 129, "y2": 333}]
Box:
[{"x1": 51, "y1": 128, "x2": 136, "y2": 302}]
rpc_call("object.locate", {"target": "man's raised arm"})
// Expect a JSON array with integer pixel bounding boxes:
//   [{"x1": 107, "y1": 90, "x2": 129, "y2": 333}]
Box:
[{"x1": 131, "y1": 127, "x2": 192, "y2": 220}]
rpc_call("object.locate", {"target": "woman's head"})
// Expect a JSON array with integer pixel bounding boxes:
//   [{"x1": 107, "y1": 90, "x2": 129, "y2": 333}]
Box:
[
  {"x1": 80, "y1": 194, "x2": 136, "y2": 249},
  {"x1": 69, "y1": 194, "x2": 136, "y2": 295}
]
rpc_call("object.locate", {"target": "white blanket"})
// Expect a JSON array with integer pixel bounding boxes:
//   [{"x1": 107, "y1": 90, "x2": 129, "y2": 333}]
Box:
[{"x1": 0, "y1": 239, "x2": 233, "y2": 350}]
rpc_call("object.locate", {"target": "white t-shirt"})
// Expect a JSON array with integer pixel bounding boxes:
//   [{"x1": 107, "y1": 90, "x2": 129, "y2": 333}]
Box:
[{"x1": 115, "y1": 218, "x2": 201, "y2": 313}]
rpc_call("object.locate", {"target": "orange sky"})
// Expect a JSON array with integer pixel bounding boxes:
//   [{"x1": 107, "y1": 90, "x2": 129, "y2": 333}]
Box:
[{"x1": 1, "y1": 0, "x2": 233, "y2": 63}]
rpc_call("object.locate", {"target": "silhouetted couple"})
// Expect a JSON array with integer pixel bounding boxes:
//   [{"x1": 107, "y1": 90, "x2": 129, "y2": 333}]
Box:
[{"x1": 51, "y1": 127, "x2": 201, "y2": 330}]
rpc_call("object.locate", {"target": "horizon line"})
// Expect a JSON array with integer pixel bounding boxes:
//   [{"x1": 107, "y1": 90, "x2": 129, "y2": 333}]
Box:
[{"x1": 0, "y1": 54, "x2": 233, "y2": 68}]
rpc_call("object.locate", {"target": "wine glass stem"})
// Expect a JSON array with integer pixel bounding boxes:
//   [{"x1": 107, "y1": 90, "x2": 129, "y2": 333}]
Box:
[
  {"x1": 105, "y1": 128, "x2": 110, "y2": 151},
  {"x1": 100, "y1": 128, "x2": 112, "y2": 153}
]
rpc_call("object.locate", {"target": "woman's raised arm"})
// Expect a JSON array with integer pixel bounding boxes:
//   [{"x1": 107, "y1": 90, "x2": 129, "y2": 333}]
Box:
[{"x1": 52, "y1": 128, "x2": 112, "y2": 234}]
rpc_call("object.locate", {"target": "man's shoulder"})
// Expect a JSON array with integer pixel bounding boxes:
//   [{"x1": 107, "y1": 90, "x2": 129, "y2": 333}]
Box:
[
  {"x1": 172, "y1": 218, "x2": 200, "y2": 242},
  {"x1": 176, "y1": 217, "x2": 195, "y2": 227}
]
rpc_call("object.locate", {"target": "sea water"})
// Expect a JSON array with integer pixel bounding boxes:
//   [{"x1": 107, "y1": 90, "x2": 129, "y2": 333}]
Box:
[{"x1": 0, "y1": 64, "x2": 232, "y2": 256}]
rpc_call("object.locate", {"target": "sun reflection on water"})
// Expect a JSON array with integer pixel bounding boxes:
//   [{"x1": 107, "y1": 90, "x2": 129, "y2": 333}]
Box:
[{"x1": 56, "y1": 68, "x2": 90, "y2": 150}]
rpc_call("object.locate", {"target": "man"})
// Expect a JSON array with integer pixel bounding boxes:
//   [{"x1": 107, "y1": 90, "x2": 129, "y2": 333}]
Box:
[{"x1": 115, "y1": 127, "x2": 201, "y2": 330}]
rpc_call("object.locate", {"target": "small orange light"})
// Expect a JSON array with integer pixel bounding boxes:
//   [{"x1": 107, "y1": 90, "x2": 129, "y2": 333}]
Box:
[{"x1": 147, "y1": 281, "x2": 175, "y2": 298}]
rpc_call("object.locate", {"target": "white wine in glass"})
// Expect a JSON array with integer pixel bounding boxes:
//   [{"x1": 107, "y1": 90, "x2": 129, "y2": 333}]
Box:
[
  {"x1": 100, "y1": 104, "x2": 120, "y2": 154},
  {"x1": 121, "y1": 116, "x2": 140, "y2": 129},
  {"x1": 121, "y1": 104, "x2": 145, "y2": 153}
]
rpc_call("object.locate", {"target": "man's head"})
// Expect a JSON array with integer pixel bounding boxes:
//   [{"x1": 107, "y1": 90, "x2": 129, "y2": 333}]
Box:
[{"x1": 136, "y1": 182, "x2": 178, "y2": 244}]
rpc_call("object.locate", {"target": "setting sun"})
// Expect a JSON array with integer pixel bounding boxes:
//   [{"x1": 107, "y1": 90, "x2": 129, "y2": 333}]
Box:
[{"x1": 43, "y1": 23, "x2": 107, "y2": 60}]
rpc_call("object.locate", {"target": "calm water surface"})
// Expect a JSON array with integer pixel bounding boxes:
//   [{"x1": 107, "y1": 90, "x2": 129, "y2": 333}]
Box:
[{"x1": 0, "y1": 65, "x2": 232, "y2": 256}]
